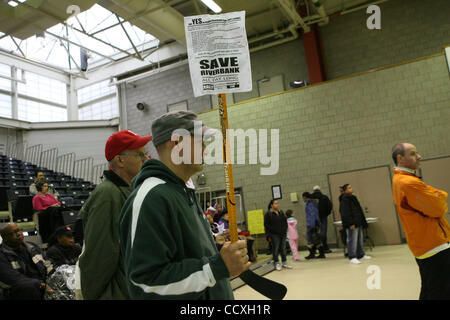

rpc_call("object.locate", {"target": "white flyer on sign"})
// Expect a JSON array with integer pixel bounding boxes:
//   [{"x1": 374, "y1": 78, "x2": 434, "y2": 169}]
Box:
[{"x1": 184, "y1": 11, "x2": 252, "y2": 97}]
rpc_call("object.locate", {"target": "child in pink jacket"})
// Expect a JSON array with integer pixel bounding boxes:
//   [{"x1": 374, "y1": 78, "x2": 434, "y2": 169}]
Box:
[{"x1": 286, "y1": 210, "x2": 299, "y2": 261}]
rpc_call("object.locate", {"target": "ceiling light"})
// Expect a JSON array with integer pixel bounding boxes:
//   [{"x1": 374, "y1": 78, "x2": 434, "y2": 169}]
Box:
[
  {"x1": 199, "y1": 0, "x2": 222, "y2": 13},
  {"x1": 7, "y1": 1, "x2": 19, "y2": 7},
  {"x1": 290, "y1": 80, "x2": 307, "y2": 88}
]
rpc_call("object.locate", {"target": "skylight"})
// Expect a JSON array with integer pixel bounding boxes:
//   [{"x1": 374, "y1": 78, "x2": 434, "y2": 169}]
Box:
[{"x1": 0, "y1": 4, "x2": 158, "y2": 72}]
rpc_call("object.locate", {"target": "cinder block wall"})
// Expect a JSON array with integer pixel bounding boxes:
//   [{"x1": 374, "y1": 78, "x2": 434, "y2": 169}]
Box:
[
  {"x1": 196, "y1": 54, "x2": 450, "y2": 249},
  {"x1": 233, "y1": 38, "x2": 309, "y2": 103},
  {"x1": 125, "y1": 0, "x2": 450, "y2": 135},
  {"x1": 125, "y1": 64, "x2": 212, "y2": 140},
  {"x1": 321, "y1": 0, "x2": 450, "y2": 79}
]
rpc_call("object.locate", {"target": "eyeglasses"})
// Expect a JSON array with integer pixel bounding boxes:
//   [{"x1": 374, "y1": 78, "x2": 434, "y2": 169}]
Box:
[
  {"x1": 119, "y1": 152, "x2": 149, "y2": 161},
  {"x1": 4, "y1": 229, "x2": 23, "y2": 237}
]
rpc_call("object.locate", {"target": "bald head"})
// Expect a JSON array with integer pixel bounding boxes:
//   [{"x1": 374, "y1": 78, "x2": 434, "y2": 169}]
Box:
[
  {"x1": 0, "y1": 223, "x2": 24, "y2": 248},
  {"x1": 0, "y1": 223, "x2": 15, "y2": 237},
  {"x1": 392, "y1": 143, "x2": 406, "y2": 166},
  {"x1": 392, "y1": 143, "x2": 422, "y2": 170}
]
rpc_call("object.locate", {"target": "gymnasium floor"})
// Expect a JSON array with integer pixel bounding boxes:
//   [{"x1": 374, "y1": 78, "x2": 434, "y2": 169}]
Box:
[{"x1": 234, "y1": 244, "x2": 421, "y2": 300}]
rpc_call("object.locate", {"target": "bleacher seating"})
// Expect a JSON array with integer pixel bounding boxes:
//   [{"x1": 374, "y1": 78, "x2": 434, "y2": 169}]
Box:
[{"x1": 0, "y1": 154, "x2": 96, "y2": 238}]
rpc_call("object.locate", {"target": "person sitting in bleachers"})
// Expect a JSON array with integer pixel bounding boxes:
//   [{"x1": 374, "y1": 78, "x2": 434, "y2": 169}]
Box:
[
  {"x1": 29, "y1": 171, "x2": 60, "y2": 200},
  {"x1": 213, "y1": 203, "x2": 227, "y2": 223},
  {"x1": 46, "y1": 226, "x2": 81, "y2": 268},
  {"x1": 0, "y1": 223, "x2": 55, "y2": 300},
  {"x1": 32, "y1": 181, "x2": 64, "y2": 243}
]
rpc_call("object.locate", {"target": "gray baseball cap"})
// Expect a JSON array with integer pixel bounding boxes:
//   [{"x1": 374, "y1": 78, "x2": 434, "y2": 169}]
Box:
[{"x1": 151, "y1": 110, "x2": 218, "y2": 147}]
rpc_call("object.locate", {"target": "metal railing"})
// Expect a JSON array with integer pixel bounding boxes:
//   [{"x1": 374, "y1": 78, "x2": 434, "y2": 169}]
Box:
[
  {"x1": 195, "y1": 187, "x2": 212, "y2": 211},
  {"x1": 56, "y1": 152, "x2": 76, "y2": 177},
  {"x1": 25, "y1": 144, "x2": 42, "y2": 165},
  {"x1": 4, "y1": 140, "x2": 103, "y2": 185},
  {"x1": 92, "y1": 163, "x2": 109, "y2": 185},
  {"x1": 74, "y1": 157, "x2": 93, "y2": 182},
  {"x1": 40, "y1": 148, "x2": 58, "y2": 172},
  {"x1": 8, "y1": 142, "x2": 26, "y2": 160}
]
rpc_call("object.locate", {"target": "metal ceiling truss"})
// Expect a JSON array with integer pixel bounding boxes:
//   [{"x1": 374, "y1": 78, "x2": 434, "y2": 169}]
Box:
[{"x1": 3, "y1": 0, "x2": 152, "y2": 74}]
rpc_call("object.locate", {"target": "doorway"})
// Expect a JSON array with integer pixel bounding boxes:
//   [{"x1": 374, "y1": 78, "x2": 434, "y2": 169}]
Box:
[{"x1": 328, "y1": 165, "x2": 403, "y2": 248}]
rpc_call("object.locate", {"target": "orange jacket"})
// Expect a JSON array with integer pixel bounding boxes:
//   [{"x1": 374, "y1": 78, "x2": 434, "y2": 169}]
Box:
[{"x1": 392, "y1": 168, "x2": 450, "y2": 257}]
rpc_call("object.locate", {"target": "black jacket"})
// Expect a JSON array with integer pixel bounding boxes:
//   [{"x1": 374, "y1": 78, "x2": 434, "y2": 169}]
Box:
[
  {"x1": 46, "y1": 243, "x2": 82, "y2": 267},
  {"x1": 311, "y1": 191, "x2": 333, "y2": 219},
  {"x1": 339, "y1": 194, "x2": 368, "y2": 229},
  {"x1": 264, "y1": 210, "x2": 288, "y2": 236},
  {"x1": 0, "y1": 242, "x2": 54, "y2": 291}
]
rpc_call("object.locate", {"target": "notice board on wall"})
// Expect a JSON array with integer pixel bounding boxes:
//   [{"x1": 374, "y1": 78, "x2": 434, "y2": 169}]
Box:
[{"x1": 247, "y1": 209, "x2": 265, "y2": 235}]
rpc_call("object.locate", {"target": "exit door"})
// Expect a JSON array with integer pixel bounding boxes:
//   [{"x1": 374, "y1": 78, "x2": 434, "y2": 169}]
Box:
[{"x1": 328, "y1": 165, "x2": 403, "y2": 247}]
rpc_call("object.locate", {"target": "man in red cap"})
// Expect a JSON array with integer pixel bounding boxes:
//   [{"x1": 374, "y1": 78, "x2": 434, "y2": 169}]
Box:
[{"x1": 77, "y1": 130, "x2": 151, "y2": 300}]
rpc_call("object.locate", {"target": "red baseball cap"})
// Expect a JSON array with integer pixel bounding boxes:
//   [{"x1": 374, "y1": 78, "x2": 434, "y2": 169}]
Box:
[{"x1": 105, "y1": 130, "x2": 151, "y2": 161}]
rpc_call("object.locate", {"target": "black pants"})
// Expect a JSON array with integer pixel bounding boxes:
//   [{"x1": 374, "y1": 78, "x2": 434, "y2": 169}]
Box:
[
  {"x1": 6, "y1": 282, "x2": 44, "y2": 300},
  {"x1": 270, "y1": 233, "x2": 287, "y2": 264},
  {"x1": 38, "y1": 206, "x2": 64, "y2": 243},
  {"x1": 415, "y1": 246, "x2": 450, "y2": 300}
]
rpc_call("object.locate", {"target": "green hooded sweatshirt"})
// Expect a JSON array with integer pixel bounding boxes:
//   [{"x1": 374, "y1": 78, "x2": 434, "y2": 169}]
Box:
[{"x1": 119, "y1": 159, "x2": 233, "y2": 300}]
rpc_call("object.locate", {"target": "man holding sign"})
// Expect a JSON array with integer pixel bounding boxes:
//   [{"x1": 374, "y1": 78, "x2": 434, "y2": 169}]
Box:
[
  {"x1": 119, "y1": 111, "x2": 250, "y2": 299},
  {"x1": 184, "y1": 11, "x2": 287, "y2": 300}
]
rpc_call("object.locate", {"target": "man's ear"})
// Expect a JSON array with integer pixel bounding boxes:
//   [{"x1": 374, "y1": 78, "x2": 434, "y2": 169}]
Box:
[{"x1": 112, "y1": 155, "x2": 124, "y2": 168}]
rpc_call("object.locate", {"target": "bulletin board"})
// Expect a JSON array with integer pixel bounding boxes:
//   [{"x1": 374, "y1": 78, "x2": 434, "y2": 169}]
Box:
[{"x1": 247, "y1": 209, "x2": 265, "y2": 235}]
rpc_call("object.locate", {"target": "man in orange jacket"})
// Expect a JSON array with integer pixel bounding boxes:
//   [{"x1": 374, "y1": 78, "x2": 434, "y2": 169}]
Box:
[{"x1": 391, "y1": 143, "x2": 450, "y2": 300}]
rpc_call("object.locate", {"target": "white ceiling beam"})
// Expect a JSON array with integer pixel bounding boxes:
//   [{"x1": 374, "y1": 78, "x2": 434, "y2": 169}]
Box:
[
  {"x1": 0, "y1": 50, "x2": 70, "y2": 84},
  {"x1": 73, "y1": 41, "x2": 187, "y2": 90},
  {"x1": 0, "y1": 117, "x2": 119, "y2": 130}
]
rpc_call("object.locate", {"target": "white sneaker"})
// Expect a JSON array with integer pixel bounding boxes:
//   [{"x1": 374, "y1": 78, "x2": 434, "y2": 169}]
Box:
[
  {"x1": 282, "y1": 263, "x2": 292, "y2": 269},
  {"x1": 350, "y1": 258, "x2": 361, "y2": 264},
  {"x1": 361, "y1": 255, "x2": 372, "y2": 260},
  {"x1": 275, "y1": 263, "x2": 282, "y2": 271}
]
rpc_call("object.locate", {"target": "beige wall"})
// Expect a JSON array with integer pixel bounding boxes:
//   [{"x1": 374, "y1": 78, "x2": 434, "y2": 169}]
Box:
[{"x1": 197, "y1": 53, "x2": 450, "y2": 249}]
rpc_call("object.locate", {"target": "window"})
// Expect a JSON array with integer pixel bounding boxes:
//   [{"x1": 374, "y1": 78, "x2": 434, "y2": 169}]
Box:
[
  {"x1": 0, "y1": 63, "x2": 11, "y2": 91},
  {"x1": 77, "y1": 80, "x2": 118, "y2": 120},
  {"x1": 13, "y1": 70, "x2": 67, "y2": 122},
  {"x1": 77, "y1": 79, "x2": 115, "y2": 105},
  {"x1": 167, "y1": 100, "x2": 188, "y2": 112},
  {"x1": 18, "y1": 99, "x2": 67, "y2": 122},
  {"x1": 78, "y1": 96, "x2": 118, "y2": 120},
  {"x1": 17, "y1": 71, "x2": 67, "y2": 105},
  {"x1": 0, "y1": 93, "x2": 12, "y2": 118}
]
